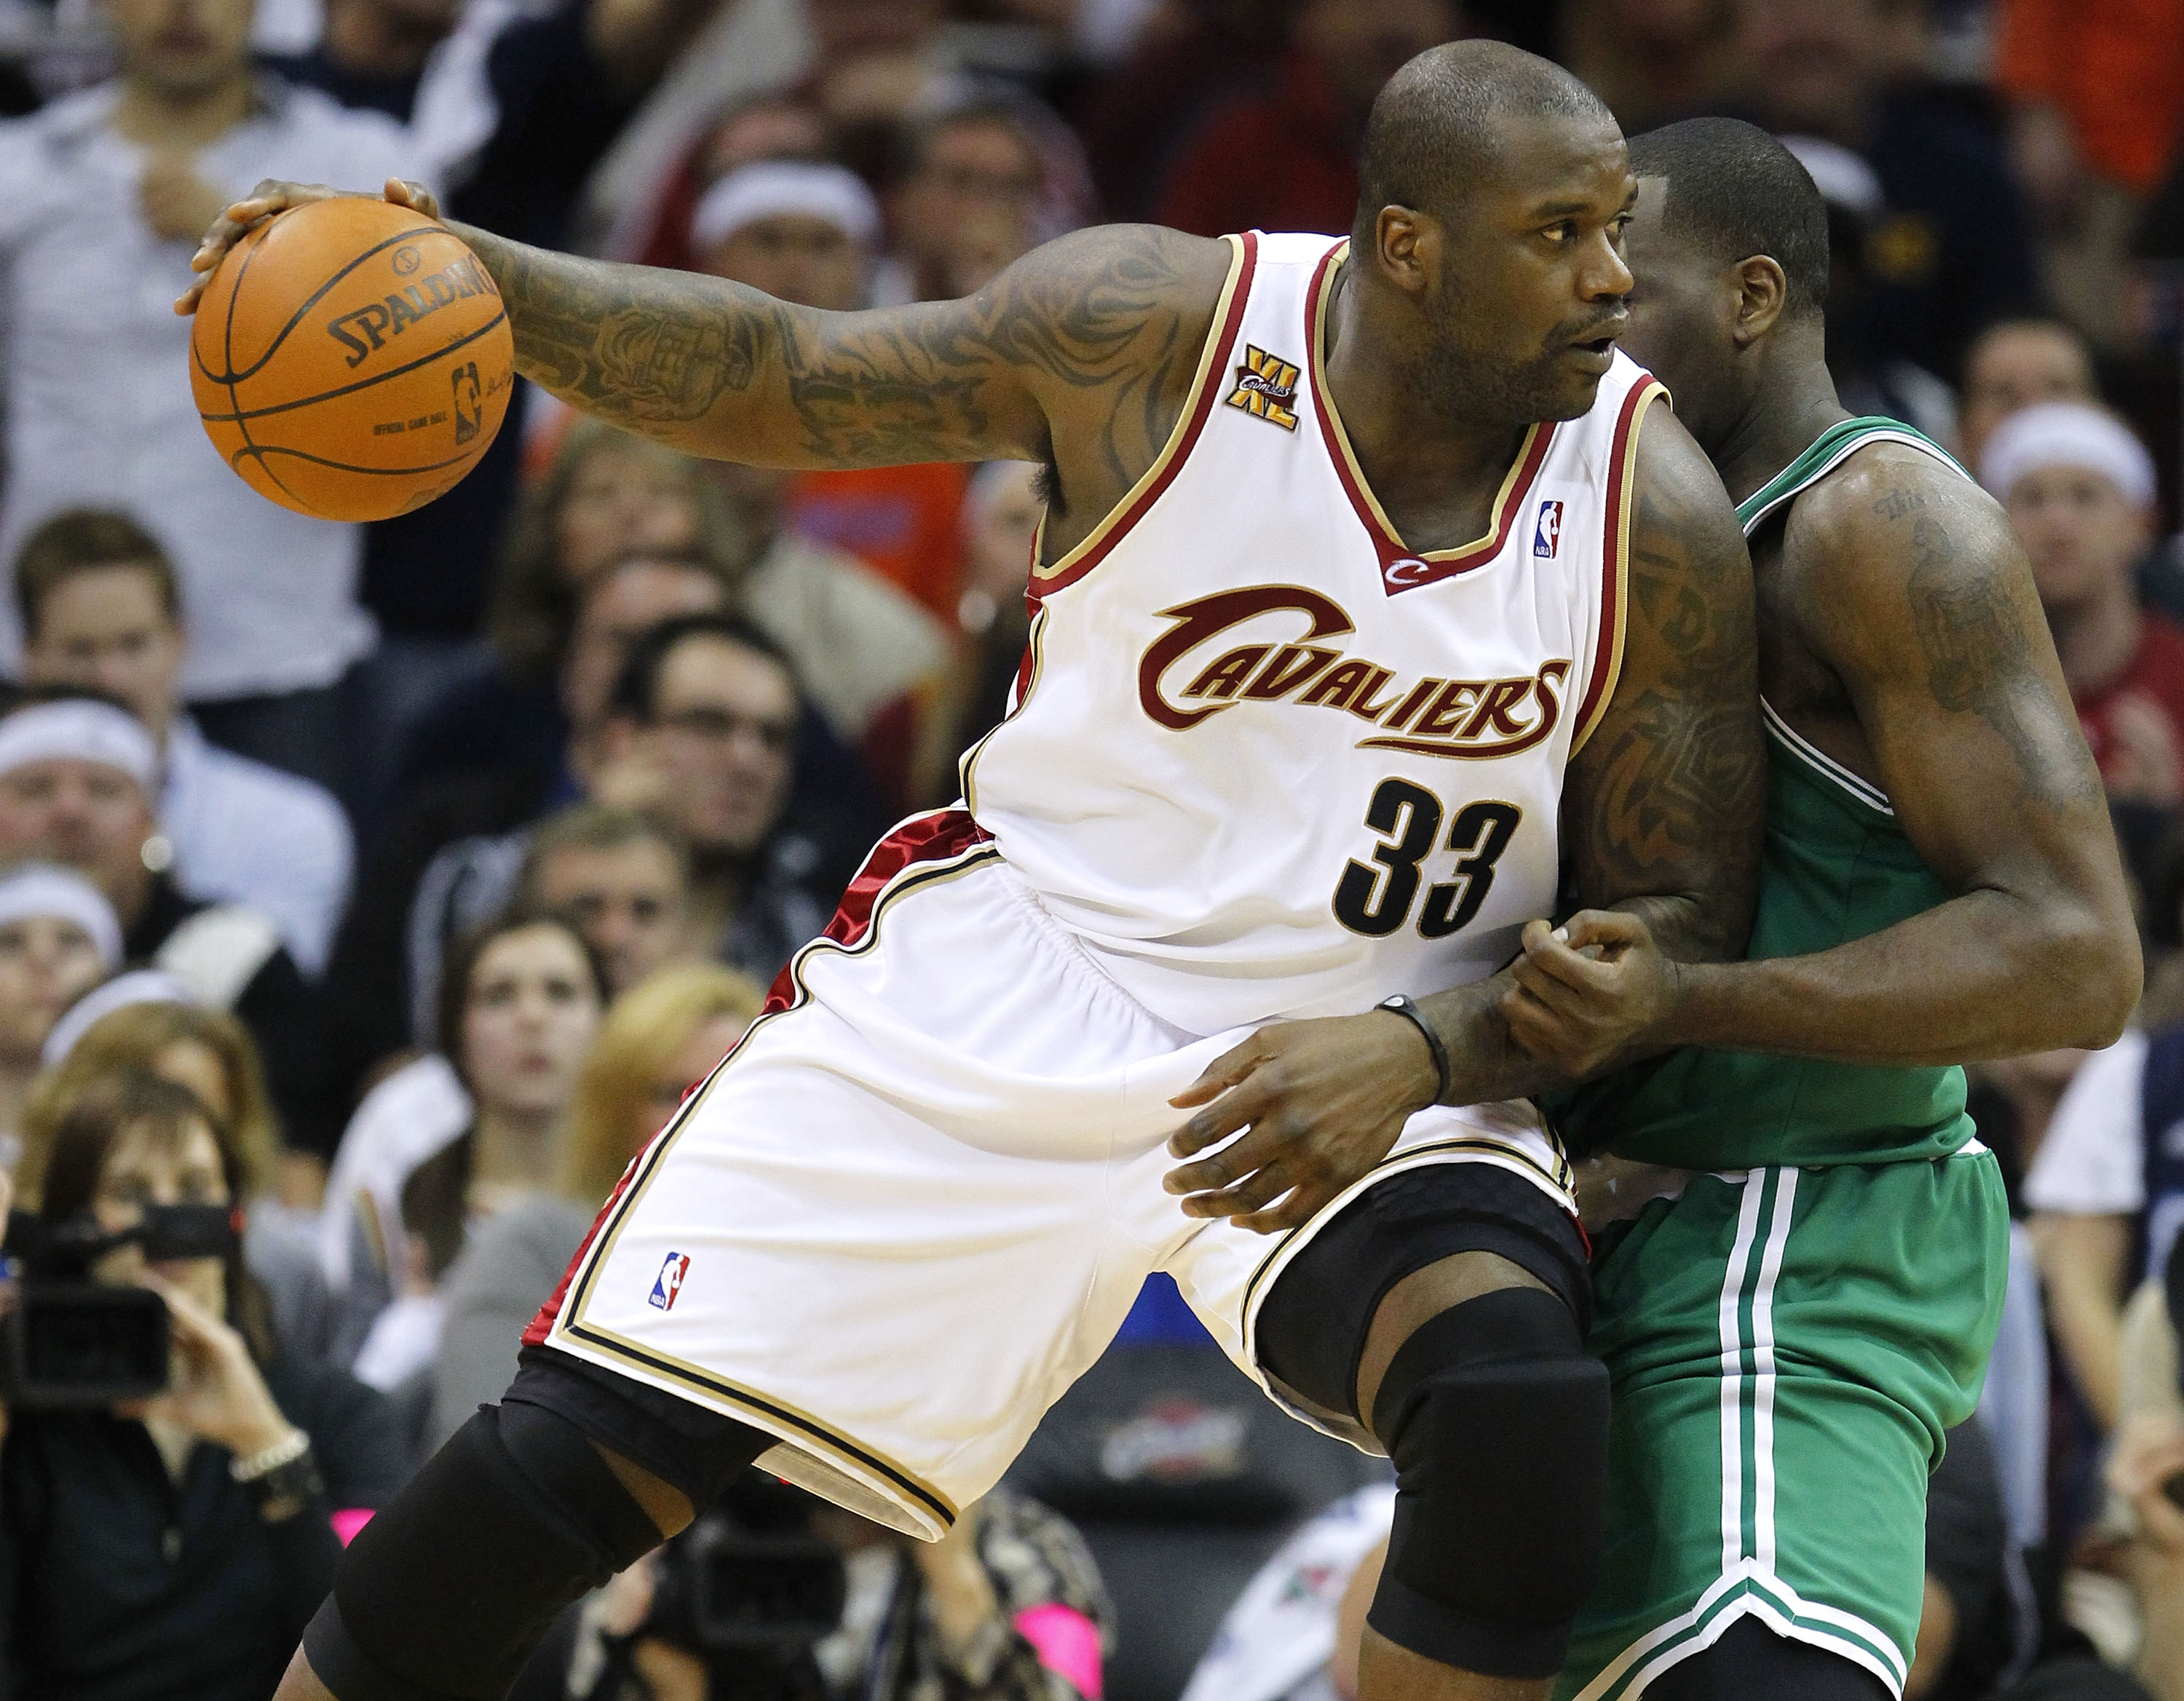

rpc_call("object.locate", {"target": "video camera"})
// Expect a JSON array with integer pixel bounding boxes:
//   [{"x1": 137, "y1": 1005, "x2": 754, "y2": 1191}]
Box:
[
  {"x1": 589, "y1": 1472, "x2": 847, "y2": 1701},
  {"x1": 0, "y1": 1203, "x2": 240, "y2": 1408}
]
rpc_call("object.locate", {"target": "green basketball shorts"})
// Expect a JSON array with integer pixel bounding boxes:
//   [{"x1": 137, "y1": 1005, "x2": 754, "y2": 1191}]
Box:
[{"x1": 1557, "y1": 1147, "x2": 2009, "y2": 1701}]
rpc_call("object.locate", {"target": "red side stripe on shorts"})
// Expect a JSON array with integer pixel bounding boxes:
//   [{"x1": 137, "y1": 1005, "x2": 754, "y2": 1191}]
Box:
[
  {"x1": 761, "y1": 807, "x2": 992, "y2": 1014},
  {"x1": 523, "y1": 809, "x2": 994, "y2": 1348}
]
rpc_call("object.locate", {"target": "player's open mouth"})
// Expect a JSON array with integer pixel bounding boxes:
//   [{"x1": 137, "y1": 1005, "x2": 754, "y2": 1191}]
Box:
[{"x1": 1568, "y1": 338, "x2": 1616, "y2": 371}]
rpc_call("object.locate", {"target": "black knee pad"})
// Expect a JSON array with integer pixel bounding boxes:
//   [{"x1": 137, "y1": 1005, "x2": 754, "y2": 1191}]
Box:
[
  {"x1": 1366, "y1": 1287, "x2": 1610, "y2": 1680},
  {"x1": 305, "y1": 1403, "x2": 669, "y2": 1701}
]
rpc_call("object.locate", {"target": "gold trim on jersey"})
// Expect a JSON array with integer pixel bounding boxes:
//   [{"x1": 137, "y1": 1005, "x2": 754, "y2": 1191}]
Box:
[
  {"x1": 1307, "y1": 242, "x2": 1548, "y2": 567},
  {"x1": 1027, "y1": 231, "x2": 1251, "y2": 591}
]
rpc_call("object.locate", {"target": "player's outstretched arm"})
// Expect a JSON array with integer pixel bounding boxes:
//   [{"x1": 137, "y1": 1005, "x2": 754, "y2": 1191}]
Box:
[
  {"x1": 181, "y1": 180, "x2": 1231, "y2": 505},
  {"x1": 1163, "y1": 407, "x2": 1765, "y2": 1231},
  {"x1": 1514, "y1": 447, "x2": 2137, "y2": 1068}
]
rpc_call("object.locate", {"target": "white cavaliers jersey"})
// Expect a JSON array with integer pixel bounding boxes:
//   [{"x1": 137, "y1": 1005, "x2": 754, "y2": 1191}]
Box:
[{"x1": 965, "y1": 231, "x2": 1666, "y2": 1036}]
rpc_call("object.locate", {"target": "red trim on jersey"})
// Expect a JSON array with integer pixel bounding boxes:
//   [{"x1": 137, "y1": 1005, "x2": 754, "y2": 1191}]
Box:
[
  {"x1": 1568, "y1": 376, "x2": 1660, "y2": 748},
  {"x1": 761, "y1": 807, "x2": 992, "y2": 1013},
  {"x1": 523, "y1": 809, "x2": 993, "y2": 1347},
  {"x1": 1301, "y1": 243, "x2": 1557, "y2": 597},
  {"x1": 1026, "y1": 232, "x2": 1259, "y2": 600}
]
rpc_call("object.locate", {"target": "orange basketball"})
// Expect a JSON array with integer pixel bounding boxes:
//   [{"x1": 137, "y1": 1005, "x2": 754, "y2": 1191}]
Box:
[{"x1": 190, "y1": 197, "x2": 515, "y2": 523}]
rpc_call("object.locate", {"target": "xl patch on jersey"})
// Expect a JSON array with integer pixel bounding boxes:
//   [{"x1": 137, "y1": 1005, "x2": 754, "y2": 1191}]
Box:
[{"x1": 1226, "y1": 345, "x2": 1300, "y2": 430}]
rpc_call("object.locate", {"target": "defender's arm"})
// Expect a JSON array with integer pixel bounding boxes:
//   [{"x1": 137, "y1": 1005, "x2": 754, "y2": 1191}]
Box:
[
  {"x1": 1164, "y1": 405, "x2": 1765, "y2": 1229},
  {"x1": 1527, "y1": 451, "x2": 2138, "y2": 1066},
  {"x1": 182, "y1": 181, "x2": 1229, "y2": 499}
]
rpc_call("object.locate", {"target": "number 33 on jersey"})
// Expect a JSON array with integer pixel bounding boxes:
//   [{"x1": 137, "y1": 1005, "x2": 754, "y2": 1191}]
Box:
[{"x1": 965, "y1": 231, "x2": 1666, "y2": 1038}]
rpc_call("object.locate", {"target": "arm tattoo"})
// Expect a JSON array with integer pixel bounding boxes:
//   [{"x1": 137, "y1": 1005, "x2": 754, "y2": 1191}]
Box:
[
  {"x1": 471, "y1": 231, "x2": 759, "y2": 424},
  {"x1": 1565, "y1": 474, "x2": 1765, "y2": 961},
  {"x1": 1902, "y1": 504, "x2": 2102, "y2": 814},
  {"x1": 454, "y1": 221, "x2": 1210, "y2": 480}
]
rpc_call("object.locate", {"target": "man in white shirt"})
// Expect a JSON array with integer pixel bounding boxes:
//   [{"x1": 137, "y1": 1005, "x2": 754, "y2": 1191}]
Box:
[
  {"x1": 12, "y1": 508, "x2": 353, "y2": 975},
  {"x1": 0, "y1": 0, "x2": 430, "y2": 795},
  {"x1": 2025, "y1": 1029, "x2": 2184, "y2": 1431}
]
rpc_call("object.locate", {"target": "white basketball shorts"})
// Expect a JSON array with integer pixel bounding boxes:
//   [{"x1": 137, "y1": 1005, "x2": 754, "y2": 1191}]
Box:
[{"x1": 527, "y1": 811, "x2": 1575, "y2": 1539}]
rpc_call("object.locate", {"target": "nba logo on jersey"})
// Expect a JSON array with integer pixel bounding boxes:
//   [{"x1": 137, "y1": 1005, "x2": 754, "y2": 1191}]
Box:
[
  {"x1": 648, "y1": 1252, "x2": 690, "y2": 1311},
  {"x1": 1533, "y1": 499, "x2": 1564, "y2": 558}
]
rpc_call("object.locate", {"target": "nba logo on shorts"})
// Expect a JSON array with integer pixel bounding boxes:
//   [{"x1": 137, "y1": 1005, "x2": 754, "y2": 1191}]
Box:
[
  {"x1": 1533, "y1": 499, "x2": 1564, "y2": 558},
  {"x1": 648, "y1": 1252, "x2": 690, "y2": 1311}
]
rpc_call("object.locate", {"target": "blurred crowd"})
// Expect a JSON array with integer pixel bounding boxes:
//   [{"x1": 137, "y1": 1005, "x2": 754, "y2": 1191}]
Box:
[{"x1": 0, "y1": 0, "x2": 2177, "y2": 1697}]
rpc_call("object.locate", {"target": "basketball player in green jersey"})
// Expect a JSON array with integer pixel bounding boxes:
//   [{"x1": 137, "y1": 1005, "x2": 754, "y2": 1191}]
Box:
[{"x1": 1503, "y1": 119, "x2": 2142, "y2": 1701}]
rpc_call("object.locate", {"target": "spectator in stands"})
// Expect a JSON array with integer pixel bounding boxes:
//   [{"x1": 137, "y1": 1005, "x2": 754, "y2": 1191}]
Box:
[
  {"x1": 343, "y1": 908, "x2": 606, "y2": 1392},
  {"x1": 2025, "y1": 1012, "x2": 2184, "y2": 1432},
  {"x1": 333, "y1": 550, "x2": 740, "y2": 1097},
  {"x1": 1984, "y1": 404, "x2": 2184, "y2": 812},
  {"x1": 1155, "y1": 0, "x2": 1461, "y2": 239},
  {"x1": 0, "y1": 1070, "x2": 406, "y2": 1700},
  {"x1": 2102, "y1": 1246, "x2": 2184, "y2": 1701},
  {"x1": 394, "y1": 420, "x2": 748, "y2": 809},
  {"x1": 1995, "y1": 0, "x2": 2184, "y2": 349},
  {"x1": 1557, "y1": 0, "x2": 1736, "y2": 133},
  {"x1": 1730, "y1": 0, "x2": 2042, "y2": 380},
  {"x1": 877, "y1": 96, "x2": 1090, "y2": 309},
  {"x1": 0, "y1": 863, "x2": 118, "y2": 1165},
  {"x1": 692, "y1": 157, "x2": 879, "y2": 312},
  {"x1": 515, "y1": 806, "x2": 700, "y2": 996},
  {"x1": 713, "y1": 461, "x2": 951, "y2": 811},
  {"x1": 406, "y1": 796, "x2": 700, "y2": 1050},
  {"x1": 1961, "y1": 319, "x2": 2101, "y2": 475},
  {"x1": 1075, "y1": 0, "x2": 1290, "y2": 221},
  {"x1": 596, "y1": 616, "x2": 833, "y2": 982},
  {"x1": 269, "y1": 0, "x2": 723, "y2": 749},
  {"x1": 29, "y1": 995, "x2": 336, "y2": 1361},
  {"x1": 0, "y1": 695, "x2": 335, "y2": 1159},
  {"x1": 13, "y1": 509, "x2": 354, "y2": 976},
  {"x1": 0, "y1": 0, "x2": 427, "y2": 796},
  {"x1": 1779, "y1": 132, "x2": 1958, "y2": 444},
  {"x1": 424, "y1": 959, "x2": 762, "y2": 1451},
  {"x1": 624, "y1": 89, "x2": 831, "y2": 272},
  {"x1": 577, "y1": 1484, "x2": 1110, "y2": 1701}
]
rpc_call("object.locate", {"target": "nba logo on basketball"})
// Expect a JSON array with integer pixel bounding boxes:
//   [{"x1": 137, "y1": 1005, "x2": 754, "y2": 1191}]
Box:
[
  {"x1": 1533, "y1": 499, "x2": 1564, "y2": 558},
  {"x1": 648, "y1": 1253, "x2": 690, "y2": 1311}
]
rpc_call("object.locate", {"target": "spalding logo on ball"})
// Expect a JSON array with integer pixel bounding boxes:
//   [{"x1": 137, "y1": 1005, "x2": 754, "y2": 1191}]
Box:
[{"x1": 190, "y1": 197, "x2": 515, "y2": 523}]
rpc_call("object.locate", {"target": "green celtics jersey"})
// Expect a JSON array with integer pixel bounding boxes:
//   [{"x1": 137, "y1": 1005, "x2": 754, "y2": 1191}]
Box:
[{"x1": 1555, "y1": 417, "x2": 1976, "y2": 1170}]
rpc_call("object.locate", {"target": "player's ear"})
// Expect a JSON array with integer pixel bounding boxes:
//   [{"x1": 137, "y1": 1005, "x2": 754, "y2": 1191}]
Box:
[
  {"x1": 1730, "y1": 255, "x2": 1788, "y2": 347},
  {"x1": 1372, "y1": 205, "x2": 1436, "y2": 299}
]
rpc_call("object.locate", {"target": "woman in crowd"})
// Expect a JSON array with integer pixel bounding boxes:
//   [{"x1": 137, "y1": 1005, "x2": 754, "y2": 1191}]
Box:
[
  {"x1": 424, "y1": 960, "x2": 762, "y2": 1451},
  {"x1": 0, "y1": 860, "x2": 119, "y2": 1164},
  {"x1": 341, "y1": 908, "x2": 606, "y2": 1395},
  {"x1": 0, "y1": 1070, "x2": 406, "y2": 1700},
  {"x1": 23, "y1": 996, "x2": 333, "y2": 1361}
]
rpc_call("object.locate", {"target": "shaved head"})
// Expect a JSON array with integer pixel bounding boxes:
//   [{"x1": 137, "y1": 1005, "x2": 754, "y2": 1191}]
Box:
[{"x1": 1353, "y1": 39, "x2": 1615, "y2": 244}]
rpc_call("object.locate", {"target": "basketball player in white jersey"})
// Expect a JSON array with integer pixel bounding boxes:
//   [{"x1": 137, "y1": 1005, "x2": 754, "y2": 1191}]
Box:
[{"x1": 183, "y1": 43, "x2": 1765, "y2": 1701}]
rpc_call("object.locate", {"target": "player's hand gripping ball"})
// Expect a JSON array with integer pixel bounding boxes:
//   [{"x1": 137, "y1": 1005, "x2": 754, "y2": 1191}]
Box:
[{"x1": 187, "y1": 191, "x2": 514, "y2": 522}]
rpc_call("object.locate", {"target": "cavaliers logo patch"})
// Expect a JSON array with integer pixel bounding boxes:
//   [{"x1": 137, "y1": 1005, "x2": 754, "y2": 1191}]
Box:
[{"x1": 1225, "y1": 344, "x2": 1300, "y2": 430}]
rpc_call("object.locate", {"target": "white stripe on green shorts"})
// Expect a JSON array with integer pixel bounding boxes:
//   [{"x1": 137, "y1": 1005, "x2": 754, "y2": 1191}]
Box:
[{"x1": 1576, "y1": 1167, "x2": 1912, "y2": 1701}]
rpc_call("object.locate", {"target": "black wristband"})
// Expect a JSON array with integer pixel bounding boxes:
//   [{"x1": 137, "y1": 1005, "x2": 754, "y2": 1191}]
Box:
[{"x1": 1377, "y1": 994, "x2": 1450, "y2": 1104}]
